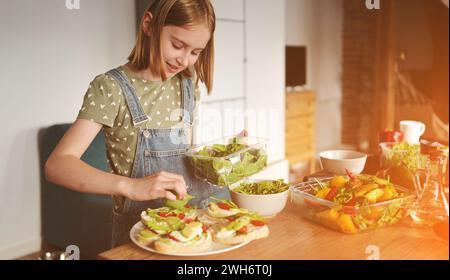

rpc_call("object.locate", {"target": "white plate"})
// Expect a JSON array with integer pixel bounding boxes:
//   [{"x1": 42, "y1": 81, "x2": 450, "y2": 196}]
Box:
[{"x1": 130, "y1": 222, "x2": 250, "y2": 257}]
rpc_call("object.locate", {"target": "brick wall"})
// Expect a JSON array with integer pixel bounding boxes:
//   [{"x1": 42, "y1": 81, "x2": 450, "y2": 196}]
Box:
[
  {"x1": 341, "y1": 0, "x2": 378, "y2": 151},
  {"x1": 342, "y1": 0, "x2": 449, "y2": 147}
]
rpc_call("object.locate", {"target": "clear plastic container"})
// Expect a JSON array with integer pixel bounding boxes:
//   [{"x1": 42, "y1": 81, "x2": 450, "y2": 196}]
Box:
[
  {"x1": 378, "y1": 142, "x2": 427, "y2": 192},
  {"x1": 185, "y1": 136, "x2": 268, "y2": 186},
  {"x1": 379, "y1": 142, "x2": 424, "y2": 171},
  {"x1": 289, "y1": 177, "x2": 415, "y2": 234}
]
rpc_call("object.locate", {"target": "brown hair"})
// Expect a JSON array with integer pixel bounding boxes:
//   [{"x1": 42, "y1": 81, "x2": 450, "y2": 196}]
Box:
[{"x1": 128, "y1": 0, "x2": 215, "y2": 93}]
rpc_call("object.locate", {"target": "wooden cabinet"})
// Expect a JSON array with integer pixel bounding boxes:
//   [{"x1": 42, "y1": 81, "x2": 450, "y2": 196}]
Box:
[{"x1": 285, "y1": 91, "x2": 316, "y2": 173}]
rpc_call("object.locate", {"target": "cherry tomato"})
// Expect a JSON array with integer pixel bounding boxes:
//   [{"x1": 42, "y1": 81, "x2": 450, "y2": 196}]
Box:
[
  {"x1": 251, "y1": 220, "x2": 266, "y2": 227},
  {"x1": 325, "y1": 186, "x2": 338, "y2": 201},
  {"x1": 217, "y1": 202, "x2": 231, "y2": 210},
  {"x1": 226, "y1": 216, "x2": 237, "y2": 222},
  {"x1": 237, "y1": 226, "x2": 248, "y2": 234},
  {"x1": 158, "y1": 212, "x2": 176, "y2": 217}
]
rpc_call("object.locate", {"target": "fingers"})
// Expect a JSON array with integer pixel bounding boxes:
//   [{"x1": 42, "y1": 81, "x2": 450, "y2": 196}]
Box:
[
  {"x1": 149, "y1": 188, "x2": 177, "y2": 201},
  {"x1": 164, "y1": 190, "x2": 177, "y2": 201},
  {"x1": 155, "y1": 180, "x2": 186, "y2": 199},
  {"x1": 238, "y1": 129, "x2": 248, "y2": 137},
  {"x1": 168, "y1": 180, "x2": 187, "y2": 199},
  {"x1": 155, "y1": 172, "x2": 187, "y2": 198},
  {"x1": 155, "y1": 171, "x2": 187, "y2": 188}
]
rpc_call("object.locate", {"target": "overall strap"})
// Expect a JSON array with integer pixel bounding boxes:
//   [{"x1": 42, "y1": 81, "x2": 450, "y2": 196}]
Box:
[
  {"x1": 106, "y1": 68, "x2": 149, "y2": 126},
  {"x1": 181, "y1": 77, "x2": 195, "y2": 126}
]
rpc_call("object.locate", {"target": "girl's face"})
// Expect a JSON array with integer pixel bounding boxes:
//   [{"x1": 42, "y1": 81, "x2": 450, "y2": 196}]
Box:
[{"x1": 160, "y1": 24, "x2": 211, "y2": 78}]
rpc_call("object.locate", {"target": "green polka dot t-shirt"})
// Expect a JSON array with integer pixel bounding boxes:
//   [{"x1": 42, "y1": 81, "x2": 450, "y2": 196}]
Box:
[{"x1": 77, "y1": 65, "x2": 200, "y2": 176}]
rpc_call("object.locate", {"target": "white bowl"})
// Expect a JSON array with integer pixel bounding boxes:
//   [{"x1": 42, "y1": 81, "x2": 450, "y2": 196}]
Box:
[
  {"x1": 229, "y1": 180, "x2": 289, "y2": 218},
  {"x1": 319, "y1": 150, "x2": 367, "y2": 175}
]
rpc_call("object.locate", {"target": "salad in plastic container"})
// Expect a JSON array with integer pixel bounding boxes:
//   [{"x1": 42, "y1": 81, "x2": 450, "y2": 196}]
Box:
[
  {"x1": 290, "y1": 174, "x2": 415, "y2": 234},
  {"x1": 379, "y1": 142, "x2": 423, "y2": 171},
  {"x1": 185, "y1": 136, "x2": 268, "y2": 186},
  {"x1": 378, "y1": 142, "x2": 428, "y2": 191}
]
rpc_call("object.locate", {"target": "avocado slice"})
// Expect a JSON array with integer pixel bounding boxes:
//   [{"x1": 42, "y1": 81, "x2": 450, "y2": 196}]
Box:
[
  {"x1": 165, "y1": 216, "x2": 183, "y2": 230},
  {"x1": 144, "y1": 219, "x2": 171, "y2": 232},
  {"x1": 181, "y1": 221, "x2": 203, "y2": 239},
  {"x1": 164, "y1": 194, "x2": 195, "y2": 210},
  {"x1": 226, "y1": 215, "x2": 251, "y2": 231},
  {"x1": 138, "y1": 229, "x2": 158, "y2": 239}
]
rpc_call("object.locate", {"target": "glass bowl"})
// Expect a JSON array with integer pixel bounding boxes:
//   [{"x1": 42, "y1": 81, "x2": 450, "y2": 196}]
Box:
[{"x1": 290, "y1": 176, "x2": 415, "y2": 234}]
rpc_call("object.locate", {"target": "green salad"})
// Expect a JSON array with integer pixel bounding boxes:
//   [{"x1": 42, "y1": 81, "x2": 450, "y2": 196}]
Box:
[
  {"x1": 233, "y1": 179, "x2": 289, "y2": 195},
  {"x1": 380, "y1": 142, "x2": 428, "y2": 190},
  {"x1": 383, "y1": 142, "x2": 426, "y2": 171},
  {"x1": 189, "y1": 137, "x2": 267, "y2": 186}
]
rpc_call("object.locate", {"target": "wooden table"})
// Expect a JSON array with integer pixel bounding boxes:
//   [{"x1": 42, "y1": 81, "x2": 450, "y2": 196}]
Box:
[{"x1": 98, "y1": 202, "x2": 448, "y2": 260}]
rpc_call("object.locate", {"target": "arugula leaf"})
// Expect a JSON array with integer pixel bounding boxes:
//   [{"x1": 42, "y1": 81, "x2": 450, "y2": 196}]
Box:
[
  {"x1": 233, "y1": 179, "x2": 289, "y2": 195},
  {"x1": 357, "y1": 174, "x2": 393, "y2": 187},
  {"x1": 334, "y1": 191, "x2": 353, "y2": 204},
  {"x1": 383, "y1": 142, "x2": 428, "y2": 172}
]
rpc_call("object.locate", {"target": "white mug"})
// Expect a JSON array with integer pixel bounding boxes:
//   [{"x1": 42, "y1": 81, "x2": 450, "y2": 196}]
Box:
[{"x1": 399, "y1": 120, "x2": 426, "y2": 144}]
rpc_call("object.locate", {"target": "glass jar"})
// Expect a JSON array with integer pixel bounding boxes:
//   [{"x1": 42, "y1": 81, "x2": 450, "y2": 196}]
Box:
[{"x1": 410, "y1": 143, "x2": 449, "y2": 227}]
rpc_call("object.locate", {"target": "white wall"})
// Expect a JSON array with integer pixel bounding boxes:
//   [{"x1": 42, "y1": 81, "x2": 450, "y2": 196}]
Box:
[
  {"x1": 0, "y1": 0, "x2": 136, "y2": 259},
  {"x1": 195, "y1": 0, "x2": 246, "y2": 142},
  {"x1": 285, "y1": 0, "x2": 343, "y2": 152},
  {"x1": 197, "y1": 0, "x2": 288, "y2": 181},
  {"x1": 245, "y1": 0, "x2": 286, "y2": 165}
]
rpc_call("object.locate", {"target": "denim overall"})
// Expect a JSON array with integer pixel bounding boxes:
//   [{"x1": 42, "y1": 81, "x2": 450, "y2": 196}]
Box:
[{"x1": 106, "y1": 68, "x2": 218, "y2": 247}]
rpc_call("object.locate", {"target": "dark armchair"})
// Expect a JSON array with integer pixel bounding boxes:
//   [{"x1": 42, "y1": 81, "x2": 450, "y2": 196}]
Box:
[{"x1": 38, "y1": 124, "x2": 113, "y2": 257}]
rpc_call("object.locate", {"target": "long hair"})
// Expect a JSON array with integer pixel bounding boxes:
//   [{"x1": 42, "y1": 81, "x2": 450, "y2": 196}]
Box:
[{"x1": 128, "y1": 0, "x2": 215, "y2": 93}]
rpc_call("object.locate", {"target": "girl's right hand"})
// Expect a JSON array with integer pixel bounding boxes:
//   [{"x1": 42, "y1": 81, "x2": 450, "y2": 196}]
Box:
[
  {"x1": 125, "y1": 171, "x2": 188, "y2": 202},
  {"x1": 237, "y1": 129, "x2": 248, "y2": 137}
]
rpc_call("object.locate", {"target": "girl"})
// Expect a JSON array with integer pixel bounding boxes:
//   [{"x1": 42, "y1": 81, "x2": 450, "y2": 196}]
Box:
[{"x1": 45, "y1": 0, "x2": 229, "y2": 247}]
